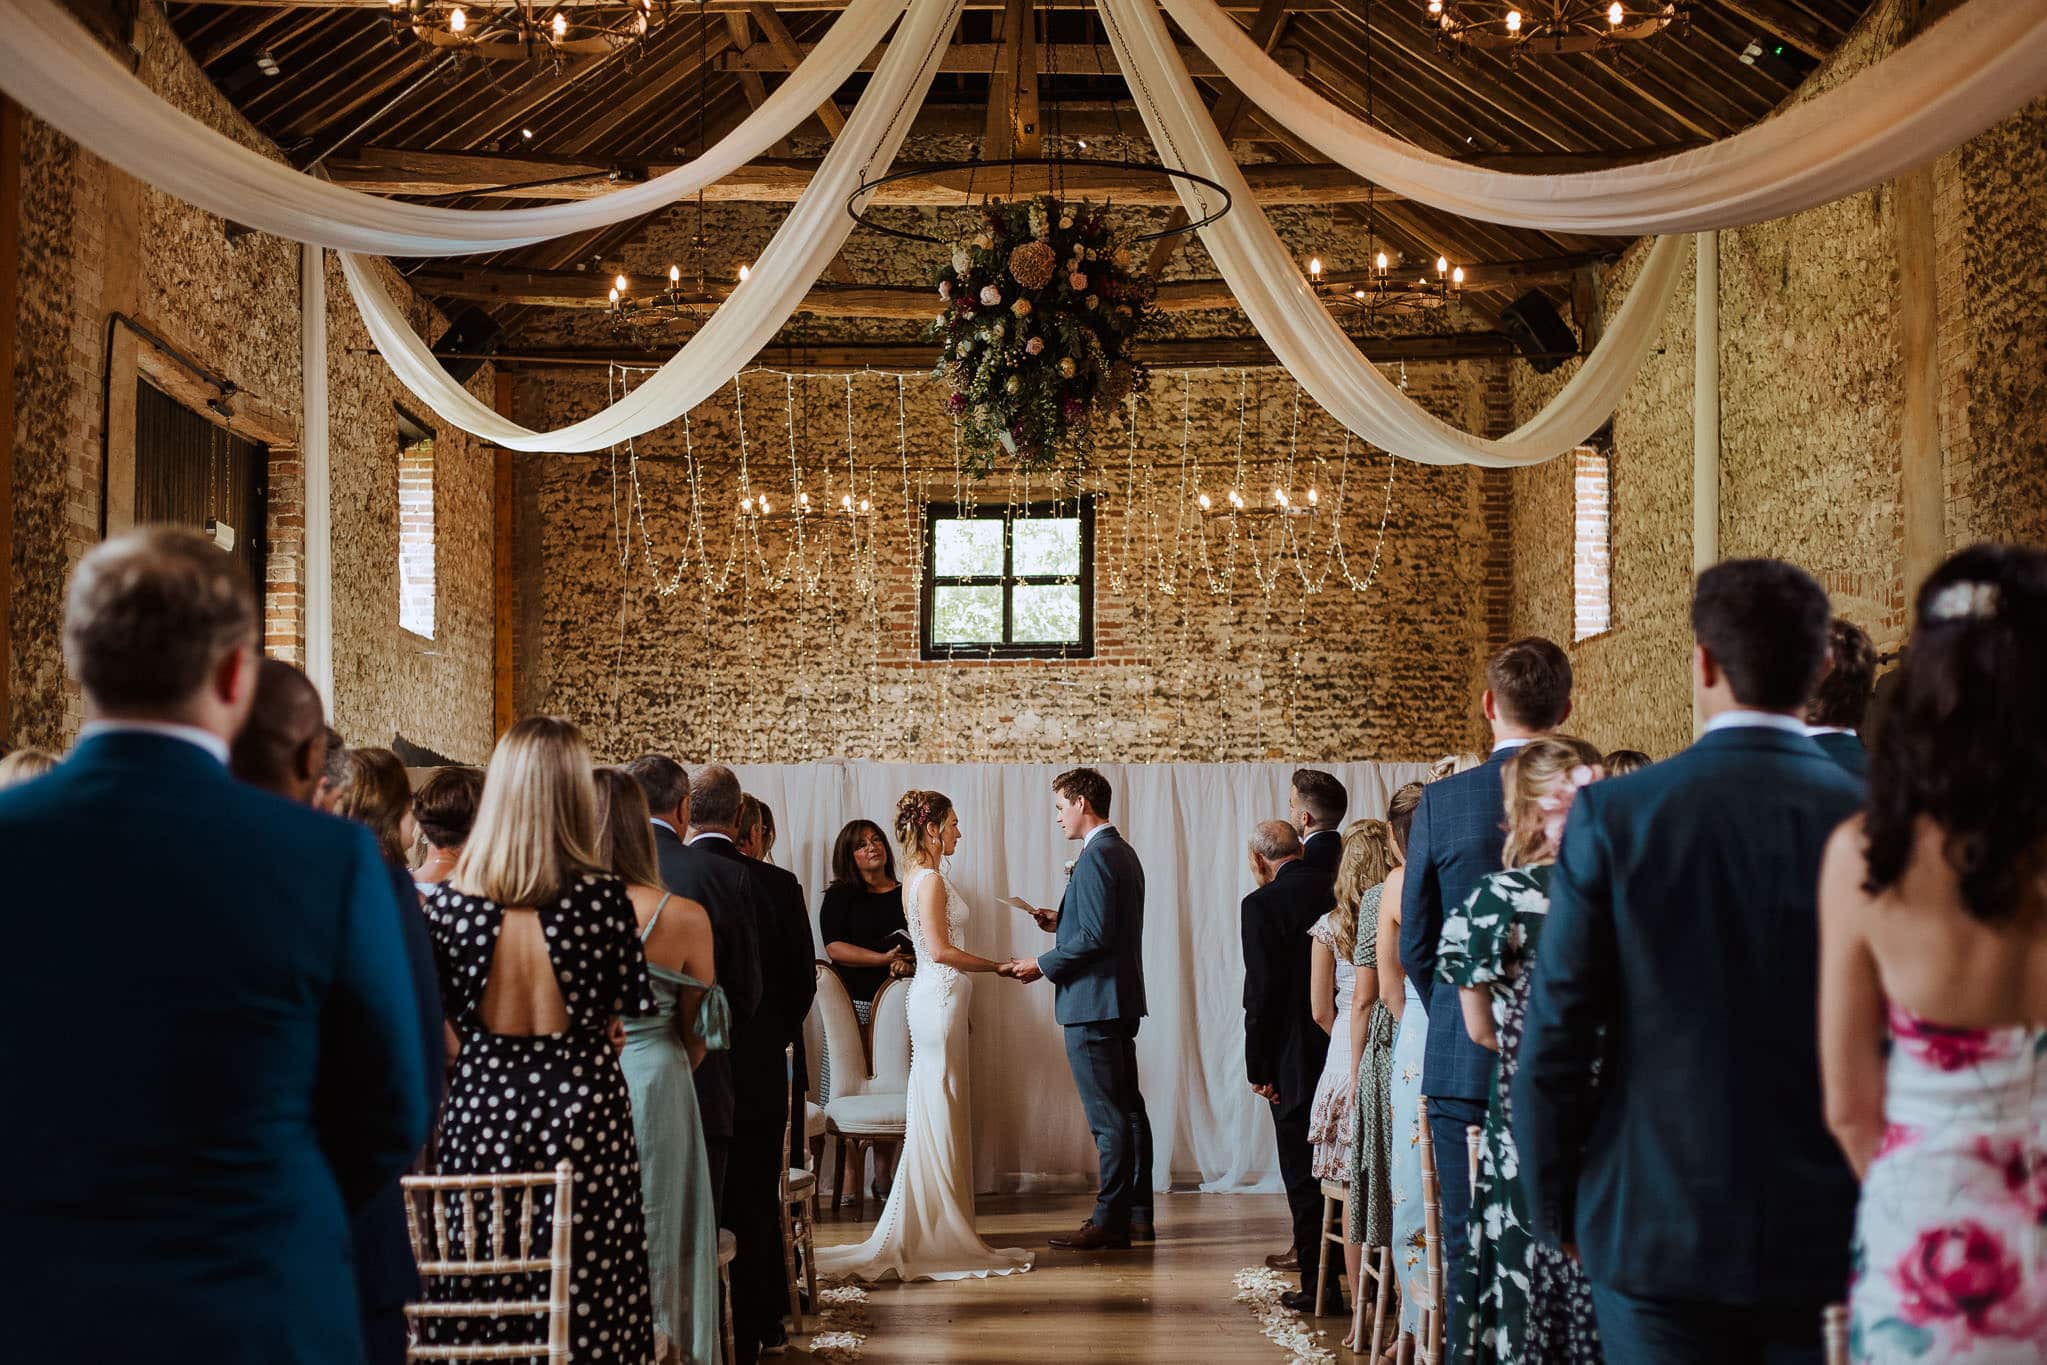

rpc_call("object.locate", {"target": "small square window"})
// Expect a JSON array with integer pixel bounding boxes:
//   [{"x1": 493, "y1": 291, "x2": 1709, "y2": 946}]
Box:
[{"x1": 920, "y1": 500, "x2": 1094, "y2": 660}]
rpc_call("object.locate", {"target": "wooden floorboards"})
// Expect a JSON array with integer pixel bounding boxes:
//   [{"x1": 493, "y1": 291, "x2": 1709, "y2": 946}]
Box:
[{"x1": 806, "y1": 1190, "x2": 1308, "y2": 1363}]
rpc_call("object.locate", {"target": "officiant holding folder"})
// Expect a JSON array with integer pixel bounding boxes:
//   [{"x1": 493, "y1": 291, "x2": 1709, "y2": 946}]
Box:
[{"x1": 822, "y1": 818, "x2": 914, "y2": 1024}]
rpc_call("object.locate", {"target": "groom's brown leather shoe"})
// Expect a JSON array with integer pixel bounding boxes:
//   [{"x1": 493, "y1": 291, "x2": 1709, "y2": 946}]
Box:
[
  {"x1": 1048, "y1": 1221, "x2": 1131, "y2": 1251},
  {"x1": 1264, "y1": 1249, "x2": 1299, "y2": 1271}
]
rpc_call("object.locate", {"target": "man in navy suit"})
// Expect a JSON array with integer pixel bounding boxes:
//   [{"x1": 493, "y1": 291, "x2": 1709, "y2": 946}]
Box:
[
  {"x1": 231, "y1": 661, "x2": 445, "y2": 1365},
  {"x1": 1513, "y1": 560, "x2": 1862, "y2": 1364},
  {"x1": 2, "y1": 528, "x2": 430, "y2": 1364},
  {"x1": 1399, "y1": 636, "x2": 1573, "y2": 1319},
  {"x1": 1805, "y1": 615, "x2": 1874, "y2": 782},
  {"x1": 1017, "y1": 767, "x2": 1153, "y2": 1251},
  {"x1": 1241, "y1": 820, "x2": 1339, "y2": 1313}
]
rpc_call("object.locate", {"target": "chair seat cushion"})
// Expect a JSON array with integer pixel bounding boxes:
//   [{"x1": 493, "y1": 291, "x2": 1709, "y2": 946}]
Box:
[
  {"x1": 785, "y1": 1170, "x2": 817, "y2": 1200},
  {"x1": 823, "y1": 1093, "x2": 907, "y2": 1135},
  {"x1": 804, "y1": 1100, "x2": 827, "y2": 1140}
]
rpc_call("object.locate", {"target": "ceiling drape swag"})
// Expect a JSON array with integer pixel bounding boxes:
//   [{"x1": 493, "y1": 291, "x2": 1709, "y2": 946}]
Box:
[
  {"x1": 0, "y1": 0, "x2": 911, "y2": 256},
  {"x1": 1156, "y1": 0, "x2": 2047, "y2": 235},
  {"x1": 1097, "y1": 0, "x2": 1687, "y2": 468},
  {"x1": 340, "y1": 0, "x2": 963, "y2": 453}
]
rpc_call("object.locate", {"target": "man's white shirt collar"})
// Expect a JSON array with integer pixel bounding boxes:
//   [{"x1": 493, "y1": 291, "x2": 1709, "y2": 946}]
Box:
[
  {"x1": 1706, "y1": 710, "x2": 1810, "y2": 736},
  {"x1": 1803, "y1": 724, "x2": 1857, "y2": 738},
  {"x1": 1491, "y1": 737, "x2": 1535, "y2": 756},
  {"x1": 650, "y1": 817, "x2": 679, "y2": 837},
  {"x1": 688, "y1": 831, "x2": 733, "y2": 846},
  {"x1": 1082, "y1": 823, "x2": 1116, "y2": 850},
  {"x1": 77, "y1": 719, "x2": 229, "y2": 765}
]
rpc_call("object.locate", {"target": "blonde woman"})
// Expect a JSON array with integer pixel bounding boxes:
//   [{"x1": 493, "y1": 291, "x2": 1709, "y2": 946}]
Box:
[
  {"x1": 817, "y1": 789, "x2": 1034, "y2": 1283},
  {"x1": 1436, "y1": 737, "x2": 1606, "y2": 1365},
  {"x1": 418, "y1": 718, "x2": 657, "y2": 1363},
  {"x1": 0, "y1": 747, "x2": 57, "y2": 790},
  {"x1": 1322, "y1": 820, "x2": 1394, "y2": 1351}
]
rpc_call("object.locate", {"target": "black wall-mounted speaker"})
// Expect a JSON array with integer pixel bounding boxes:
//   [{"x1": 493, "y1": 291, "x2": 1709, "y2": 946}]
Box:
[
  {"x1": 432, "y1": 307, "x2": 503, "y2": 384},
  {"x1": 1498, "y1": 291, "x2": 1580, "y2": 374}
]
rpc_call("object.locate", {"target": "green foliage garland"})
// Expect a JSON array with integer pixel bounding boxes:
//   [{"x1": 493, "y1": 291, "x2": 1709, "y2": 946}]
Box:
[{"x1": 928, "y1": 196, "x2": 1157, "y2": 475}]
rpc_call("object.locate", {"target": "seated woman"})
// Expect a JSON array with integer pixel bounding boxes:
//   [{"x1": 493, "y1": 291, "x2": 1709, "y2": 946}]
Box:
[
  {"x1": 820, "y1": 818, "x2": 912, "y2": 1026},
  {"x1": 419, "y1": 718, "x2": 656, "y2": 1364},
  {"x1": 1438, "y1": 737, "x2": 1606, "y2": 1365},
  {"x1": 595, "y1": 766, "x2": 725, "y2": 1365}
]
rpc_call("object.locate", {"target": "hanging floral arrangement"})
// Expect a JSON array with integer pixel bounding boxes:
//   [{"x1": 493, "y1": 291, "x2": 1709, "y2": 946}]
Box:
[{"x1": 929, "y1": 196, "x2": 1157, "y2": 475}]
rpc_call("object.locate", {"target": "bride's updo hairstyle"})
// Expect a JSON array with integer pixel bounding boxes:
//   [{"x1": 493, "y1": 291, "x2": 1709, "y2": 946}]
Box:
[
  {"x1": 895, "y1": 789, "x2": 954, "y2": 867},
  {"x1": 1864, "y1": 542, "x2": 2047, "y2": 924}
]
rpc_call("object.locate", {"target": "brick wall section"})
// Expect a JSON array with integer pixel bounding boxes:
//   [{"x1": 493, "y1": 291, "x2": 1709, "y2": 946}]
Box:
[
  {"x1": 512, "y1": 364, "x2": 1502, "y2": 764},
  {"x1": 7, "y1": 3, "x2": 497, "y2": 758},
  {"x1": 1506, "y1": 1, "x2": 2047, "y2": 758},
  {"x1": 398, "y1": 439, "x2": 436, "y2": 638},
  {"x1": 1571, "y1": 449, "x2": 1611, "y2": 642}
]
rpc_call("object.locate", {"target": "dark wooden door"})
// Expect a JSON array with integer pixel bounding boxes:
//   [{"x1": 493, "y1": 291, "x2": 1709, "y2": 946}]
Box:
[{"x1": 133, "y1": 379, "x2": 267, "y2": 589}]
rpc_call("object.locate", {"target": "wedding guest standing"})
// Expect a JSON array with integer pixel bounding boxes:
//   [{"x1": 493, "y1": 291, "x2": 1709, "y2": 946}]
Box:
[
  {"x1": 1402, "y1": 638, "x2": 1573, "y2": 1322},
  {"x1": 335, "y1": 745, "x2": 412, "y2": 868},
  {"x1": 596, "y1": 767, "x2": 727, "y2": 1365},
  {"x1": 1334, "y1": 820, "x2": 1394, "y2": 1354},
  {"x1": 1244, "y1": 819, "x2": 1340, "y2": 1314},
  {"x1": 821, "y1": 818, "x2": 913, "y2": 1023},
  {"x1": 1309, "y1": 822, "x2": 1379, "y2": 1183},
  {"x1": 2, "y1": 528, "x2": 429, "y2": 1364},
  {"x1": 1437, "y1": 736, "x2": 1605, "y2": 1365},
  {"x1": 1806, "y1": 615, "x2": 1876, "y2": 781},
  {"x1": 1377, "y1": 781, "x2": 1430, "y2": 1349},
  {"x1": 1515, "y1": 560, "x2": 1860, "y2": 1364},
  {"x1": 421, "y1": 717, "x2": 656, "y2": 1363},
  {"x1": 1819, "y1": 544, "x2": 2047, "y2": 1364},
  {"x1": 1598, "y1": 749, "x2": 1651, "y2": 777},
  {"x1": 410, "y1": 765, "x2": 485, "y2": 895},
  {"x1": 1292, "y1": 767, "x2": 1350, "y2": 879}
]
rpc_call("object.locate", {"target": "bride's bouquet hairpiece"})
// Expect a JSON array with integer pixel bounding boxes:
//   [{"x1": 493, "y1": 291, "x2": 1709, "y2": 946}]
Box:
[
  {"x1": 1926, "y1": 580, "x2": 2000, "y2": 624},
  {"x1": 1535, "y1": 763, "x2": 1604, "y2": 851}
]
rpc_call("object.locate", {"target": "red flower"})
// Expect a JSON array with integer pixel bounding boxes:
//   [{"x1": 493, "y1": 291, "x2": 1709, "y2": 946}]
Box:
[
  {"x1": 1874, "y1": 1123, "x2": 1919, "y2": 1161},
  {"x1": 1893, "y1": 1222, "x2": 2027, "y2": 1333},
  {"x1": 1888, "y1": 1005, "x2": 2014, "y2": 1072},
  {"x1": 1973, "y1": 1137, "x2": 2047, "y2": 1220}
]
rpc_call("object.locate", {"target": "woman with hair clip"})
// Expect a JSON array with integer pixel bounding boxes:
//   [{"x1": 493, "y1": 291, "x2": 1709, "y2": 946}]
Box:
[
  {"x1": 1437, "y1": 737, "x2": 1607, "y2": 1365},
  {"x1": 418, "y1": 718, "x2": 657, "y2": 1362},
  {"x1": 1820, "y1": 543, "x2": 2047, "y2": 1365},
  {"x1": 595, "y1": 767, "x2": 725, "y2": 1365},
  {"x1": 816, "y1": 790, "x2": 1034, "y2": 1283}
]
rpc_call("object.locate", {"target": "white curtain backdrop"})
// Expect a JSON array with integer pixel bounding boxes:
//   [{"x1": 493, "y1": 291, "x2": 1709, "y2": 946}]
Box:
[
  {"x1": 1099, "y1": 0, "x2": 1688, "y2": 468},
  {"x1": 725, "y1": 759, "x2": 1430, "y2": 1194},
  {"x1": 0, "y1": 0, "x2": 911, "y2": 256},
  {"x1": 1156, "y1": 0, "x2": 2047, "y2": 235},
  {"x1": 336, "y1": 0, "x2": 961, "y2": 454}
]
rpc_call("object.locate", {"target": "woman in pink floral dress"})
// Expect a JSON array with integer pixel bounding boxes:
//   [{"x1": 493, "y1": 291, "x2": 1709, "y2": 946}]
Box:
[{"x1": 1818, "y1": 543, "x2": 2047, "y2": 1365}]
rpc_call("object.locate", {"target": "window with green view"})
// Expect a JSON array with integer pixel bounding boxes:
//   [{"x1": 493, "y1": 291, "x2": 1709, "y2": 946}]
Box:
[{"x1": 921, "y1": 500, "x2": 1094, "y2": 660}]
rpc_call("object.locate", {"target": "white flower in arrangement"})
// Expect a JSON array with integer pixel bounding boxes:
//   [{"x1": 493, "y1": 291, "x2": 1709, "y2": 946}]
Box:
[
  {"x1": 1059, "y1": 214, "x2": 1075, "y2": 230},
  {"x1": 1086, "y1": 295, "x2": 1099, "y2": 309},
  {"x1": 989, "y1": 318, "x2": 1007, "y2": 340},
  {"x1": 956, "y1": 340, "x2": 974, "y2": 357},
  {"x1": 938, "y1": 279, "x2": 952, "y2": 300},
  {"x1": 1068, "y1": 271, "x2": 1088, "y2": 291},
  {"x1": 1058, "y1": 357, "x2": 1077, "y2": 378},
  {"x1": 1084, "y1": 246, "x2": 1097, "y2": 261},
  {"x1": 952, "y1": 248, "x2": 970, "y2": 274},
  {"x1": 1028, "y1": 202, "x2": 1049, "y2": 238},
  {"x1": 1011, "y1": 298, "x2": 1033, "y2": 317},
  {"x1": 979, "y1": 284, "x2": 1002, "y2": 306},
  {"x1": 1025, "y1": 336, "x2": 1045, "y2": 356},
  {"x1": 936, "y1": 312, "x2": 947, "y2": 326},
  {"x1": 1006, "y1": 375, "x2": 1022, "y2": 395}
]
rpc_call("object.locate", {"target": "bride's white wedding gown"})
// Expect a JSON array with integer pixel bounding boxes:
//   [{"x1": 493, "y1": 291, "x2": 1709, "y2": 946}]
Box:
[{"x1": 816, "y1": 866, "x2": 1034, "y2": 1282}]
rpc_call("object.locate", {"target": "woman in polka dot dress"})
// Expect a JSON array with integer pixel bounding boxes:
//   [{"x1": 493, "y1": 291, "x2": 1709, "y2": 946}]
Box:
[{"x1": 420, "y1": 717, "x2": 658, "y2": 1363}]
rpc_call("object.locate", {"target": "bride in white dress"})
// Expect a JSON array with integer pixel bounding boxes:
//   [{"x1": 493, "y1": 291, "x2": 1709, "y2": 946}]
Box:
[{"x1": 817, "y1": 790, "x2": 1035, "y2": 1282}]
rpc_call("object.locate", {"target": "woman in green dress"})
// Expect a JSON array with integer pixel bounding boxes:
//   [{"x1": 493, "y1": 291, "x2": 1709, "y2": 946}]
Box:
[
  {"x1": 595, "y1": 768, "x2": 731, "y2": 1365},
  {"x1": 1436, "y1": 737, "x2": 1606, "y2": 1365}
]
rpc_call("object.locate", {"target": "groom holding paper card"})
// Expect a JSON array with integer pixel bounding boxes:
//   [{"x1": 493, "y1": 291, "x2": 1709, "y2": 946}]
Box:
[{"x1": 1007, "y1": 767, "x2": 1154, "y2": 1250}]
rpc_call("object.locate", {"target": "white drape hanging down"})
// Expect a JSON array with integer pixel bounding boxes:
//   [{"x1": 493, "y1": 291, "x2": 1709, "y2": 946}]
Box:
[
  {"x1": 1099, "y1": 0, "x2": 1688, "y2": 468},
  {"x1": 1157, "y1": 0, "x2": 2047, "y2": 236},
  {"x1": 0, "y1": 0, "x2": 909, "y2": 256},
  {"x1": 337, "y1": 0, "x2": 961, "y2": 454},
  {"x1": 728, "y1": 759, "x2": 1432, "y2": 1193}
]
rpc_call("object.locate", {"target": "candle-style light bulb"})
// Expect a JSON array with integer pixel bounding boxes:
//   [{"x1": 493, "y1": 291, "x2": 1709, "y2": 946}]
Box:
[
  {"x1": 448, "y1": 6, "x2": 466, "y2": 32},
  {"x1": 668, "y1": 263, "x2": 680, "y2": 286},
  {"x1": 1274, "y1": 488, "x2": 1290, "y2": 506},
  {"x1": 1308, "y1": 256, "x2": 1323, "y2": 280},
  {"x1": 1608, "y1": 1, "x2": 1624, "y2": 25},
  {"x1": 551, "y1": 11, "x2": 566, "y2": 37},
  {"x1": 798, "y1": 492, "x2": 810, "y2": 510},
  {"x1": 1307, "y1": 487, "x2": 1319, "y2": 505},
  {"x1": 614, "y1": 273, "x2": 628, "y2": 293},
  {"x1": 1505, "y1": 9, "x2": 1522, "y2": 34},
  {"x1": 1375, "y1": 250, "x2": 1389, "y2": 273},
  {"x1": 758, "y1": 496, "x2": 771, "y2": 515},
  {"x1": 1197, "y1": 492, "x2": 1212, "y2": 510},
  {"x1": 1436, "y1": 256, "x2": 1449, "y2": 276},
  {"x1": 1354, "y1": 288, "x2": 1367, "y2": 300},
  {"x1": 1452, "y1": 266, "x2": 1465, "y2": 286},
  {"x1": 608, "y1": 286, "x2": 620, "y2": 305},
  {"x1": 859, "y1": 498, "x2": 871, "y2": 513},
  {"x1": 741, "y1": 495, "x2": 754, "y2": 514},
  {"x1": 737, "y1": 263, "x2": 751, "y2": 283},
  {"x1": 841, "y1": 493, "x2": 854, "y2": 510}
]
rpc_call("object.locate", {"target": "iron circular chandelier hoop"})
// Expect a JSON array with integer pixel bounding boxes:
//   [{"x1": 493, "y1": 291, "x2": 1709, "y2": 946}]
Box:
[
  {"x1": 846, "y1": 157, "x2": 1233, "y2": 245},
  {"x1": 1425, "y1": 1, "x2": 1688, "y2": 56}
]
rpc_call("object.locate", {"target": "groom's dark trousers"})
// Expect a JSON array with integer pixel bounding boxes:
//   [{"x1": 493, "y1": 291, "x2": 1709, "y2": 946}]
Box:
[{"x1": 1038, "y1": 826, "x2": 1153, "y2": 1234}]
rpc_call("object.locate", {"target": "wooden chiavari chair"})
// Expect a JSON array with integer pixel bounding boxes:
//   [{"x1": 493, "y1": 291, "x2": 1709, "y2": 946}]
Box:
[
  {"x1": 1406, "y1": 1097, "x2": 1446, "y2": 1365},
  {"x1": 1823, "y1": 1303, "x2": 1850, "y2": 1365},
  {"x1": 782, "y1": 1043, "x2": 821, "y2": 1330},
  {"x1": 400, "y1": 1160, "x2": 575, "y2": 1362}
]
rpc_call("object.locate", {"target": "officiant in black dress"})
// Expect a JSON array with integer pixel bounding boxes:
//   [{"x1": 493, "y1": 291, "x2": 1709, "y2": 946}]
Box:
[{"x1": 821, "y1": 818, "x2": 914, "y2": 1020}]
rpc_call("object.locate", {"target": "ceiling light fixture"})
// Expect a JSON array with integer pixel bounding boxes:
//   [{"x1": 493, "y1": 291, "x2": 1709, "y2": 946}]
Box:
[{"x1": 1428, "y1": 2, "x2": 1687, "y2": 55}]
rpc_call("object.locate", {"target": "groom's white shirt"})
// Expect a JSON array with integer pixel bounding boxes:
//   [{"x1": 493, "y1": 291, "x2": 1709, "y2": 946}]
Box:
[{"x1": 1081, "y1": 823, "x2": 1116, "y2": 850}]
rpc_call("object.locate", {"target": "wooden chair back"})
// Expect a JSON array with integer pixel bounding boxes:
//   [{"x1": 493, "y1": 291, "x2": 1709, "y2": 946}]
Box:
[{"x1": 401, "y1": 1159, "x2": 576, "y2": 1362}]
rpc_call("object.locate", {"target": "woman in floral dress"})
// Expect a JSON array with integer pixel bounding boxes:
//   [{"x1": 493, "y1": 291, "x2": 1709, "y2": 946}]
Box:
[
  {"x1": 1818, "y1": 544, "x2": 2047, "y2": 1365},
  {"x1": 1437, "y1": 737, "x2": 1605, "y2": 1365},
  {"x1": 1375, "y1": 782, "x2": 1429, "y2": 1353},
  {"x1": 1340, "y1": 819, "x2": 1398, "y2": 1353}
]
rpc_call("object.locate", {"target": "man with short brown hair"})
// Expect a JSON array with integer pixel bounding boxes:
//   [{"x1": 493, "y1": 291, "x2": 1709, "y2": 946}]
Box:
[{"x1": 4, "y1": 528, "x2": 430, "y2": 1365}]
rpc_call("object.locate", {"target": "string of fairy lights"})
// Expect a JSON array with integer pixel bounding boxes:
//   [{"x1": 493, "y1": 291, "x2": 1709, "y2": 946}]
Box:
[{"x1": 596, "y1": 365, "x2": 1402, "y2": 762}]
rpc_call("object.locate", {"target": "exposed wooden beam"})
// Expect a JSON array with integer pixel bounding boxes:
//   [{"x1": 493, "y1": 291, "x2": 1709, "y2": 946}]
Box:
[
  {"x1": 328, "y1": 147, "x2": 1399, "y2": 205},
  {"x1": 716, "y1": 40, "x2": 1305, "y2": 79},
  {"x1": 747, "y1": 3, "x2": 846, "y2": 139},
  {"x1": 407, "y1": 253, "x2": 1610, "y2": 315},
  {"x1": 1718, "y1": 0, "x2": 1834, "y2": 61},
  {"x1": 421, "y1": 333, "x2": 1558, "y2": 372}
]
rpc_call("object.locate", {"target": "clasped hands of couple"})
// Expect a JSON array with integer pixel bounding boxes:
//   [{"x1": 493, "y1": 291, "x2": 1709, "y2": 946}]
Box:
[{"x1": 994, "y1": 896, "x2": 1059, "y2": 984}]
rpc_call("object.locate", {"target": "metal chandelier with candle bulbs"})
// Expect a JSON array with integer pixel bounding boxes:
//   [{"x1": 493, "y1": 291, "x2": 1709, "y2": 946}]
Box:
[{"x1": 1424, "y1": 1, "x2": 1689, "y2": 55}]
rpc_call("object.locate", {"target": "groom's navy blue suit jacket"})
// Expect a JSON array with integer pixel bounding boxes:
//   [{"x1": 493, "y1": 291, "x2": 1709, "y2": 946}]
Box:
[{"x1": 1039, "y1": 827, "x2": 1147, "y2": 1025}]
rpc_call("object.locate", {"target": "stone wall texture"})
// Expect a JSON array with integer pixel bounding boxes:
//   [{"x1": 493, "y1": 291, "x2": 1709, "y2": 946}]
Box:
[
  {"x1": 511, "y1": 364, "x2": 1507, "y2": 764},
  {"x1": 6, "y1": 3, "x2": 498, "y2": 760},
  {"x1": 1508, "y1": 0, "x2": 2047, "y2": 759}
]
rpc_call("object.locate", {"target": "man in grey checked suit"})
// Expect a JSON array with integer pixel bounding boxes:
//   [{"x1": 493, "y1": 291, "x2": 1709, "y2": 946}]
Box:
[
  {"x1": 1014, "y1": 767, "x2": 1154, "y2": 1251},
  {"x1": 1399, "y1": 637, "x2": 1573, "y2": 1324}
]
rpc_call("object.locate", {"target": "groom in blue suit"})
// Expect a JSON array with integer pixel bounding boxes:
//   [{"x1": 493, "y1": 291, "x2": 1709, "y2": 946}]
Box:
[
  {"x1": 2, "y1": 529, "x2": 432, "y2": 1365},
  {"x1": 1020, "y1": 767, "x2": 1153, "y2": 1251}
]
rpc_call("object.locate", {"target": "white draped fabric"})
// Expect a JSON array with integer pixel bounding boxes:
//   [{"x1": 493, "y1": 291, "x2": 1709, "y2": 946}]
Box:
[
  {"x1": 1099, "y1": 0, "x2": 1688, "y2": 468},
  {"x1": 0, "y1": 0, "x2": 909, "y2": 256},
  {"x1": 726, "y1": 759, "x2": 1430, "y2": 1193},
  {"x1": 337, "y1": 0, "x2": 960, "y2": 453},
  {"x1": 1157, "y1": 0, "x2": 2047, "y2": 235}
]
